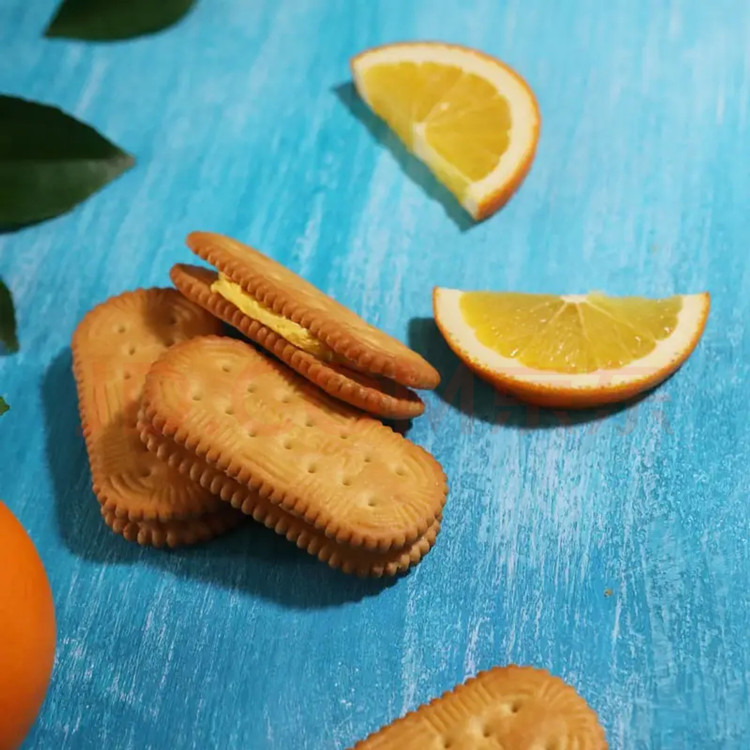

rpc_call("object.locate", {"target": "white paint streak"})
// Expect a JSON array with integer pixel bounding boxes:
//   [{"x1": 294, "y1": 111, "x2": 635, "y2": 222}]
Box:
[
  {"x1": 463, "y1": 617, "x2": 486, "y2": 676},
  {"x1": 293, "y1": 193, "x2": 324, "y2": 278},
  {"x1": 75, "y1": 60, "x2": 107, "y2": 115},
  {"x1": 400, "y1": 578, "x2": 421, "y2": 714}
]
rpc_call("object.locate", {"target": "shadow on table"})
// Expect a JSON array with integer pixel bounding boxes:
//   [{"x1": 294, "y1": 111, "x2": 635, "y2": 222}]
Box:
[
  {"x1": 407, "y1": 317, "x2": 650, "y2": 429},
  {"x1": 333, "y1": 81, "x2": 475, "y2": 232},
  {"x1": 42, "y1": 349, "x2": 394, "y2": 610}
]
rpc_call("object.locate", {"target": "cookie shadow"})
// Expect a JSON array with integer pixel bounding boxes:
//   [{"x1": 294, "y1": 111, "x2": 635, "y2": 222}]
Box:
[
  {"x1": 407, "y1": 318, "x2": 650, "y2": 428},
  {"x1": 42, "y1": 349, "x2": 394, "y2": 609},
  {"x1": 333, "y1": 82, "x2": 475, "y2": 232}
]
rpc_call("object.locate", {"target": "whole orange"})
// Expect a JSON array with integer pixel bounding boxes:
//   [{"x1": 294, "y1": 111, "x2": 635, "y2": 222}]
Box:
[{"x1": 0, "y1": 500, "x2": 56, "y2": 750}]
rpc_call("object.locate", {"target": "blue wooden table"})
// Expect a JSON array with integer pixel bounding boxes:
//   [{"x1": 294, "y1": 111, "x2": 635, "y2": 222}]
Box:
[{"x1": 1, "y1": 1, "x2": 748, "y2": 747}]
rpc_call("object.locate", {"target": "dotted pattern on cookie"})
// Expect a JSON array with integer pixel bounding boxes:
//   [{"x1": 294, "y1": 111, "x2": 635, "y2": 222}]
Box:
[
  {"x1": 71, "y1": 288, "x2": 230, "y2": 522},
  {"x1": 186, "y1": 231, "x2": 440, "y2": 389},
  {"x1": 170, "y1": 263, "x2": 426, "y2": 419},
  {"x1": 349, "y1": 666, "x2": 608, "y2": 750},
  {"x1": 137, "y1": 411, "x2": 441, "y2": 576},
  {"x1": 141, "y1": 336, "x2": 448, "y2": 551}
]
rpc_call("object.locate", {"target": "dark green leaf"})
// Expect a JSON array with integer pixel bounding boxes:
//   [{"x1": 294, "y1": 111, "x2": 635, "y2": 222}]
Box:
[
  {"x1": 46, "y1": 0, "x2": 197, "y2": 41},
  {"x1": 0, "y1": 397, "x2": 8, "y2": 417},
  {"x1": 0, "y1": 280, "x2": 18, "y2": 353},
  {"x1": 0, "y1": 96, "x2": 134, "y2": 228}
]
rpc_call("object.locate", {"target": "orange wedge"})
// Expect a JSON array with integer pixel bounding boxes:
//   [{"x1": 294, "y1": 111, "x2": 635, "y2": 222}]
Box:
[
  {"x1": 433, "y1": 289, "x2": 710, "y2": 408},
  {"x1": 351, "y1": 42, "x2": 540, "y2": 221}
]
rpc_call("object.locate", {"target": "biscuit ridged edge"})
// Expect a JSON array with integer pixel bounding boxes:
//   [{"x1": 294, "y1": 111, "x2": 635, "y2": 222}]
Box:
[
  {"x1": 71, "y1": 288, "x2": 226, "y2": 522},
  {"x1": 170, "y1": 264, "x2": 425, "y2": 419},
  {"x1": 140, "y1": 336, "x2": 448, "y2": 552},
  {"x1": 71, "y1": 289, "x2": 172, "y2": 522},
  {"x1": 186, "y1": 233, "x2": 440, "y2": 389},
  {"x1": 143, "y1": 397, "x2": 442, "y2": 551},
  {"x1": 101, "y1": 504, "x2": 243, "y2": 548},
  {"x1": 138, "y1": 415, "x2": 441, "y2": 576},
  {"x1": 349, "y1": 665, "x2": 608, "y2": 749}
]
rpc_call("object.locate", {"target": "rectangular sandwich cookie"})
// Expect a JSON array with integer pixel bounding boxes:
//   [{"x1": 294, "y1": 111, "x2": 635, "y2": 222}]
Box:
[
  {"x1": 138, "y1": 413, "x2": 441, "y2": 577},
  {"x1": 140, "y1": 335, "x2": 448, "y2": 552},
  {"x1": 170, "y1": 231, "x2": 440, "y2": 419},
  {"x1": 71, "y1": 288, "x2": 244, "y2": 547}
]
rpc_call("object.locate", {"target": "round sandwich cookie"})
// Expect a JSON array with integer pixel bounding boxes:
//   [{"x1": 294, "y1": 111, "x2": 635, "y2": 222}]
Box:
[
  {"x1": 350, "y1": 665, "x2": 607, "y2": 749},
  {"x1": 170, "y1": 231, "x2": 440, "y2": 416}
]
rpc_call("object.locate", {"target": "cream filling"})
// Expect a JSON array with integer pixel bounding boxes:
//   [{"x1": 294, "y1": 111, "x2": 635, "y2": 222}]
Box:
[{"x1": 211, "y1": 274, "x2": 337, "y2": 361}]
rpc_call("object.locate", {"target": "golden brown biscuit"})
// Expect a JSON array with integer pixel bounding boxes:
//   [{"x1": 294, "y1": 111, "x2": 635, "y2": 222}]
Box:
[
  {"x1": 101, "y1": 504, "x2": 243, "y2": 548},
  {"x1": 184, "y1": 231, "x2": 440, "y2": 389},
  {"x1": 137, "y1": 414, "x2": 441, "y2": 576},
  {"x1": 140, "y1": 336, "x2": 448, "y2": 552},
  {"x1": 350, "y1": 665, "x2": 607, "y2": 749},
  {"x1": 72, "y1": 289, "x2": 245, "y2": 545},
  {"x1": 170, "y1": 263, "x2": 425, "y2": 420}
]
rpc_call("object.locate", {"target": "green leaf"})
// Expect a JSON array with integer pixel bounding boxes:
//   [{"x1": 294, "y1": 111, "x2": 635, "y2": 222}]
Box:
[
  {"x1": 45, "y1": 0, "x2": 197, "y2": 41},
  {"x1": 0, "y1": 96, "x2": 134, "y2": 228},
  {"x1": 0, "y1": 397, "x2": 8, "y2": 417},
  {"x1": 0, "y1": 280, "x2": 18, "y2": 353}
]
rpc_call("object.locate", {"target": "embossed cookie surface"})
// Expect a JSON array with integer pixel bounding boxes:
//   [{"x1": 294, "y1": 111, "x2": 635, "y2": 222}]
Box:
[
  {"x1": 141, "y1": 336, "x2": 448, "y2": 551},
  {"x1": 351, "y1": 666, "x2": 607, "y2": 749},
  {"x1": 138, "y1": 416, "x2": 441, "y2": 576},
  {"x1": 72, "y1": 288, "x2": 233, "y2": 525},
  {"x1": 171, "y1": 263, "x2": 425, "y2": 419},
  {"x1": 186, "y1": 231, "x2": 440, "y2": 389}
]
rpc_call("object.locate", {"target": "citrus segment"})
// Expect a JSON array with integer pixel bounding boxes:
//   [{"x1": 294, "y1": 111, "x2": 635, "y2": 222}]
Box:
[
  {"x1": 434, "y1": 288, "x2": 710, "y2": 408},
  {"x1": 460, "y1": 292, "x2": 684, "y2": 373},
  {"x1": 352, "y1": 43, "x2": 539, "y2": 220}
]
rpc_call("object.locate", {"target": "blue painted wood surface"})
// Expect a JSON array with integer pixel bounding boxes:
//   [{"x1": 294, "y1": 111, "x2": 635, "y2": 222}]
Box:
[{"x1": 1, "y1": 0, "x2": 748, "y2": 747}]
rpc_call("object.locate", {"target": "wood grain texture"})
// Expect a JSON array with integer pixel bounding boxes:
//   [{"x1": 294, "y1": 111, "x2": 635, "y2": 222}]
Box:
[{"x1": 1, "y1": 0, "x2": 748, "y2": 748}]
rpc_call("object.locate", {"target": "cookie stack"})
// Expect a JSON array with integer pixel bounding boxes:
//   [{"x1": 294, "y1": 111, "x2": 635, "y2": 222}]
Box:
[{"x1": 72, "y1": 233, "x2": 448, "y2": 576}]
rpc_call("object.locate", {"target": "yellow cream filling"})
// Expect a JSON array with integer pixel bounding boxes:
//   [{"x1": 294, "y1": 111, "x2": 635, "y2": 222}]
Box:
[{"x1": 211, "y1": 273, "x2": 335, "y2": 360}]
